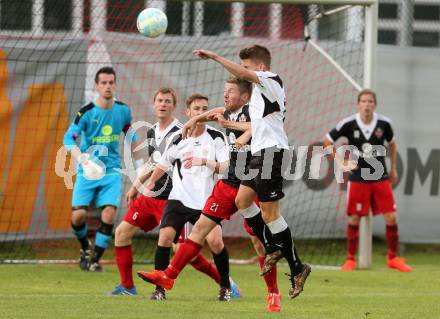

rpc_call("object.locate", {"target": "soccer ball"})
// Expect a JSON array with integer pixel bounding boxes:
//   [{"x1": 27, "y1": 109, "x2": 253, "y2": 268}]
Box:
[{"x1": 137, "y1": 8, "x2": 168, "y2": 38}]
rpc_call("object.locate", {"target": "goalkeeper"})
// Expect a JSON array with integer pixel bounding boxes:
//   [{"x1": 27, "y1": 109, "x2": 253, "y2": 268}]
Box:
[{"x1": 63, "y1": 66, "x2": 141, "y2": 272}]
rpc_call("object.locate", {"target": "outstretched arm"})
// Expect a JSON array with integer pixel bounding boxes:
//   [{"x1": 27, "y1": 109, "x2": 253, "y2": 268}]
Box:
[
  {"x1": 182, "y1": 107, "x2": 225, "y2": 138},
  {"x1": 213, "y1": 113, "x2": 251, "y2": 132},
  {"x1": 193, "y1": 50, "x2": 259, "y2": 84}
]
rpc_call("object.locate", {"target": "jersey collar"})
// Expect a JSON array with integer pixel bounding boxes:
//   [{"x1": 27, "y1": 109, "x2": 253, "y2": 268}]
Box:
[
  {"x1": 356, "y1": 112, "x2": 378, "y2": 140},
  {"x1": 155, "y1": 118, "x2": 179, "y2": 145}
]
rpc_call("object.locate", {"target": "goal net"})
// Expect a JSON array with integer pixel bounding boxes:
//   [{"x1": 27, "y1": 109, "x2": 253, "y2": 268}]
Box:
[{"x1": 0, "y1": 0, "x2": 372, "y2": 266}]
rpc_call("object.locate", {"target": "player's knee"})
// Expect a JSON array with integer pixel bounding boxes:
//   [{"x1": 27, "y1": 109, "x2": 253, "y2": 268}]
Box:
[
  {"x1": 348, "y1": 215, "x2": 361, "y2": 225},
  {"x1": 383, "y1": 212, "x2": 397, "y2": 225},
  {"x1": 235, "y1": 196, "x2": 253, "y2": 210},
  {"x1": 158, "y1": 227, "x2": 175, "y2": 247},
  {"x1": 101, "y1": 205, "x2": 117, "y2": 223},
  {"x1": 207, "y1": 236, "x2": 224, "y2": 254},
  {"x1": 71, "y1": 208, "x2": 87, "y2": 226},
  {"x1": 115, "y1": 224, "x2": 130, "y2": 246}
]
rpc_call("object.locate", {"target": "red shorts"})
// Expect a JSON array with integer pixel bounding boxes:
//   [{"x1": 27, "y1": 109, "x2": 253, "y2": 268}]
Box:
[
  {"x1": 203, "y1": 180, "x2": 240, "y2": 220},
  {"x1": 346, "y1": 180, "x2": 396, "y2": 216},
  {"x1": 123, "y1": 196, "x2": 167, "y2": 232}
]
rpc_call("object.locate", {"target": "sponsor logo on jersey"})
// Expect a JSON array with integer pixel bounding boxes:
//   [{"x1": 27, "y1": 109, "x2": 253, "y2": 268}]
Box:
[
  {"x1": 92, "y1": 125, "x2": 119, "y2": 143},
  {"x1": 354, "y1": 130, "x2": 360, "y2": 139},
  {"x1": 102, "y1": 125, "x2": 113, "y2": 136}
]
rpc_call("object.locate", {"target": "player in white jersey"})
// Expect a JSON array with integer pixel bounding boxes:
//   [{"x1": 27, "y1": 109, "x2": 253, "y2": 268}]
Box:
[
  {"x1": 191, "y1": 45, "x2": 310, "y2": 299},
  {"x1": 137, "y1": 94, "x2": 236, "y2": 300}
]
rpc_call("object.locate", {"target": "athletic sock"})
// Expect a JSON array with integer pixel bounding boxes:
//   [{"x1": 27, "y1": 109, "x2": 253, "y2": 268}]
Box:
[
  {"x1": 347, "y1": 224, "x2": 359, "y2": 260},
  {"x1": 72, "y1": 223, "x2": 89, "y2": 250},
  {"x1": 155, "y1": 245, "x2": 172, "y2": 290},
  {"x1": 190, "y1": 254, "x2": 220, "y2": 283},
  {"x1": 268, "y1": 217, "x2": 303, "y2": 276},
  {"x1": 115, "y1": 245, "x2": 134, "y2": 288},
  {"x1": 166, "y1": 239, "x2": 202, "y2": 279},
  {"x1": 93, "y1": 222, "x2": 113, "y2": 262},
  {"x1": 244, "y1": 212, "x2": 275, "y2": 252},
  {"x1": 386, "y1": 224, "x2": 399, "y2": 260},
  {"x1": 258, "y1": 256, "x2": 279, "y2": 294},
  {"x1": 213, "y1": 247, "x2": 231, "y2": 289}
]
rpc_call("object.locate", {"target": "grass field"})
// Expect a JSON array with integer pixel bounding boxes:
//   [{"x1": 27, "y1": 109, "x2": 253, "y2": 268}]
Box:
[{"x1": 1, "y1": 245, "x2": 439, "y2": 319}]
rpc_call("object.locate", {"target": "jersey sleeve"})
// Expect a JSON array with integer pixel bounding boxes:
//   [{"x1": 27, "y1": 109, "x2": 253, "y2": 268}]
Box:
[
  {"x1": 384, "y1": 121, "x2": 395, "y2": 143},
  {"x1": 158, "y1": 133, "x2": 181, "y2": 168},
  {"x1": 327, "y1": 120, "x2": 349, "y2": 143},
  {"x1": 63, "y1": 111, "x2": 88, "y2": 151},
  {"x1": 255, "y1": 71, "x2": 282, "y2": 102},
  {"x1": 214, "y1": 132, "x2": 230, "y2": 163},
  {"x1": 123, "y1": 107, "x2": 139, "y2": 143}
]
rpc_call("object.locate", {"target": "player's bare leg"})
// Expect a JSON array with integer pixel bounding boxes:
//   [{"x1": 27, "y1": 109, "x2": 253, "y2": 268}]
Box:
[
  {"x1": 71, "y1": 207, "x2": 92, "y2": 271},
  {"x1": 260, "y1": 200, "x2": 311, "y2": 299},
  {"x1": 341, "y1": 215, "x2": 360, "y2": 271},
  {"x1": 383, "y1": 212, "x2": 412, "y2": 272},
  {"x1": 110, "y1": 221, "x2": 139, "y2": 295}
]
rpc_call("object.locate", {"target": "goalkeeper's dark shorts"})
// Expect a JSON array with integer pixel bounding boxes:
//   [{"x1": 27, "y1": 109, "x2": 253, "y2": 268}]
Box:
[{"x1": 240, "y1": 147, "x2": 285, "y2": 202}]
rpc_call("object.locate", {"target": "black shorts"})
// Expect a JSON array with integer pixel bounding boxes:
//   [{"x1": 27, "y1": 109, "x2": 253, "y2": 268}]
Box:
[
  {"x1": 160, "y1": 200, "x2": 201, "y2": 243},
  {"x1": 241, "y1": 147, "x2": 285, "y2": 202}
]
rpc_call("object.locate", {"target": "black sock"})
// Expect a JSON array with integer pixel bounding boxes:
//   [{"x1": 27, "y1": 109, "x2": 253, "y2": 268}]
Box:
[
  {"x1": 272, "y1": 227, "x2": 303, "y2": 276},
  {"x1": 93, "y1": 246, "x2": 105, "y2": 262},
  {"x1": 155, "y1": 246, "x2": 171, "y2": 290},
  {"x1": 92, "y1": 222, "x2": 114, "y2": 263},
  {"x1": 213, "y1": 247, "x2": 230, "y2": 289},
  {"x1": 245, "y1": 213, "x2": 275, "y2": 253},
  {"x1": 71, "y1": 223, "x2": 90, "y2": 250}
]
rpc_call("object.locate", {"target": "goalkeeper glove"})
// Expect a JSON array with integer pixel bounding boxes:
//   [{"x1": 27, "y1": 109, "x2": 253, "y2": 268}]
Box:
[{"x1": 78, "y1": 153, "x2": 104, "y2": 180}]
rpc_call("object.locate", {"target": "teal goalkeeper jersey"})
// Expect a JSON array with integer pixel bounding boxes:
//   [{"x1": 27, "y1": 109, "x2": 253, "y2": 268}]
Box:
[{"x1": 63, "y1": 100, "x2": 138, "y2": 175}]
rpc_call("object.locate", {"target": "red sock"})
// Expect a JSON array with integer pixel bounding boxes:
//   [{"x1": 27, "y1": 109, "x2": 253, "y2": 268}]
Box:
[
  {"x1": 258, "y1": 256, "x2": 279, "y2": 294},
  {"x1": 165, "y1": 239, "x2": 202, "y2": 279},
  {"x1": 190, "y1": 254, "x2": 220, "y2": 283},
  {"x1": 347, "y1": 224, "x2": 359, "y2": 260},
  {"x1": 115, "y1": 245, "x2": 134, "y2": 288},
  {"x1": 386, "y1": 224, "x2": 399, "y2": 260}
]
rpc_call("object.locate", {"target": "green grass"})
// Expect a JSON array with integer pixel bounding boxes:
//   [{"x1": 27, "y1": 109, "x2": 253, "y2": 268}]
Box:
[{"x1": 1, "y1": 249, "x2": 439, "y2": 319}]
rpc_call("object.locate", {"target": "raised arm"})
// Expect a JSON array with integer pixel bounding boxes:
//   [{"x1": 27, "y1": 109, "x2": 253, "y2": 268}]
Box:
[
  {"x1": 182, "y1": 107, "x2": 225, "y2": 138},
  {"x1": 193, "y1": 49, "x2": 259, "y2": 84}
]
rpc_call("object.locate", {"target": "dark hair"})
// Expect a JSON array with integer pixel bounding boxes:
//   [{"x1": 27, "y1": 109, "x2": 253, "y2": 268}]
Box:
[
  {"x1": 186, "y1": 93, "x2": 208, "y2": 108},
  {"x1": 153, "y1": 87, "x2": 177, "y2": 106},
  {"x1": 95, "y1": 66, "x2": 116, "y2": 84},
  {"x1": 357, "y1": 89, "x2": 377, "y2": 104},
  {"x1": 226, "y1": 76, "x2": 252, "y2": 97},
  {"x1": 239, "y1": 45, "x2": 271, "y2": 69}
]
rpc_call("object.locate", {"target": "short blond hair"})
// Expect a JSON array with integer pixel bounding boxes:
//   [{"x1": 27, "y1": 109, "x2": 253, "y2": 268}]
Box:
[
  {"x1": 357, "y1": 89, "x2": 377, "y2": 104},
  {"x1": 153, "y1": 87, "x2": 177, "y2": 106}
]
